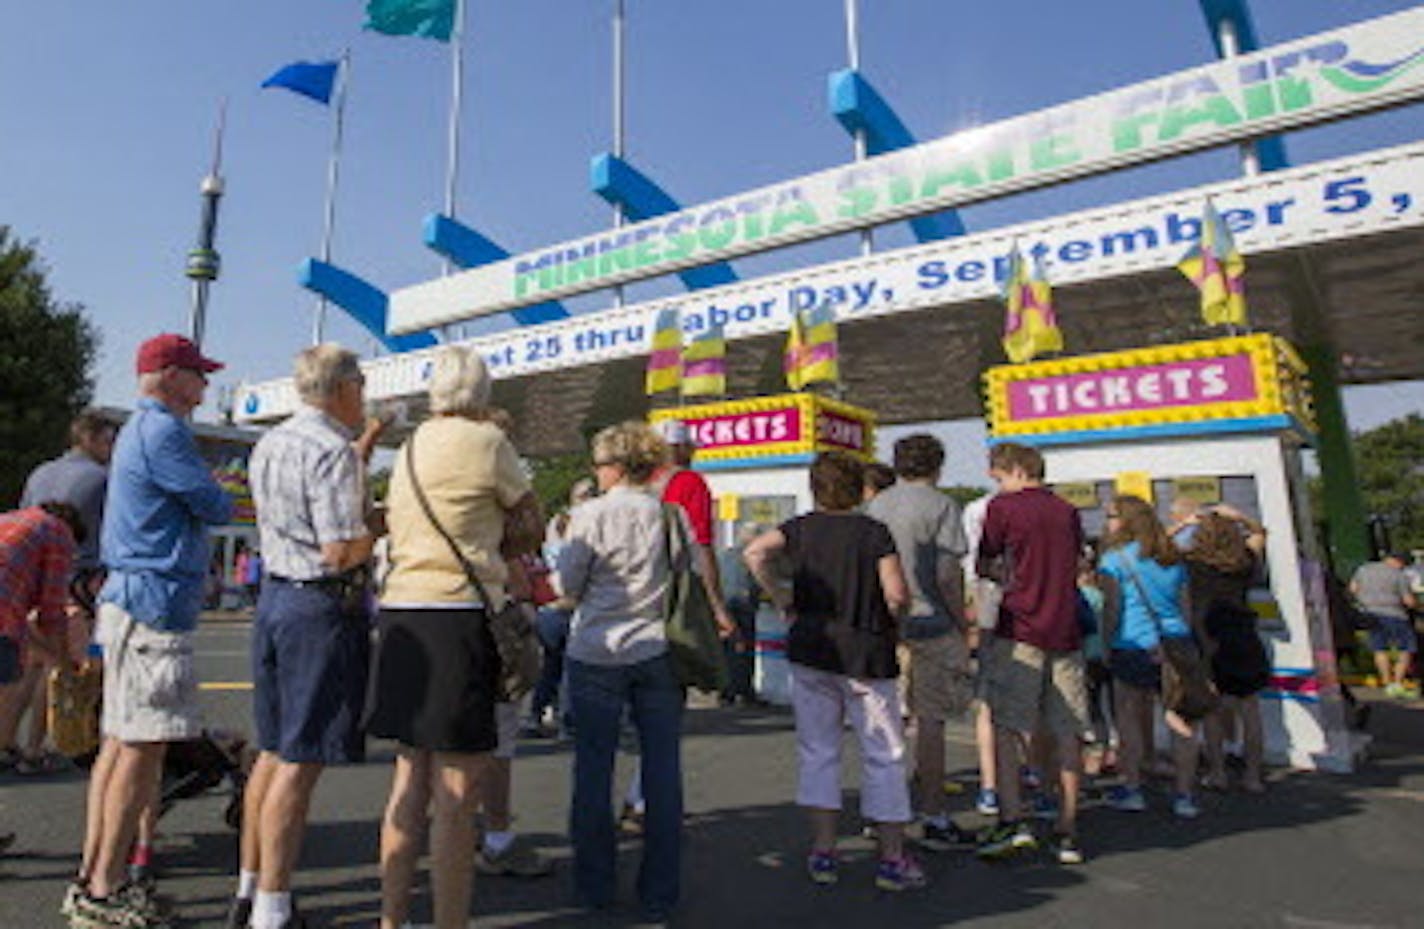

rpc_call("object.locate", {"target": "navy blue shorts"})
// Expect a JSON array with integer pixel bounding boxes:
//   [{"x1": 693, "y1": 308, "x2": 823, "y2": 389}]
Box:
[
  {"x1": 1367, "y1": 615, "x2": 1418, "y2": 655},
  {"x1": 253, "y1": 579, "x2": 371, "y2": 764}
]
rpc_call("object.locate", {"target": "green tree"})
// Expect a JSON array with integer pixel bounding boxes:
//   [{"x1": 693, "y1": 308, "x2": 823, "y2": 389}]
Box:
[
  {"x1": 529, "y1": 451, "x2": 593, "y2": 517},
  {"x1": 941, "y1": 484, "x2": 989, "y2": 508},
  {"x1": 0, "y1": 228, "x2": 98, "y2": 508},
  {"x1": 1353, "y1": 413, "x2": 1424, "y2": 554}
]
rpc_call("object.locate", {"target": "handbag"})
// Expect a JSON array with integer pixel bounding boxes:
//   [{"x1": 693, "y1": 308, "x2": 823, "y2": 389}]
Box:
[
  {"x1": 1122, "y1": 560, "x2": 1219, "y2": 721},
  {"x1": 660, "y1": 504, "x2": 729, "y2": 693},
  {"x1": 403, "y1": 439, "x2": 541, "y2": 701}
]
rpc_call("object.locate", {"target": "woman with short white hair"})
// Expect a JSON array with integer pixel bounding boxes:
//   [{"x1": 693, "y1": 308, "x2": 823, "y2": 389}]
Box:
[{"x1": 365, "y1": 346, "x2": 543, "y2": 929}]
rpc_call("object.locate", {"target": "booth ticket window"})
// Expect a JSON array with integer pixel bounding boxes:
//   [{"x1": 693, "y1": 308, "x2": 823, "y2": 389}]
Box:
[{"x1": 1060, "y1": 475, "x2": 1263, "y2": 542}]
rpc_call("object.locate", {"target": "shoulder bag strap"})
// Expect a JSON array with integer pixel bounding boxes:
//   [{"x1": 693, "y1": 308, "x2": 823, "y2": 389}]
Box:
[
  {"x1": 403, "y1": 437, "x2": 495, "y2": 611},
  {"x1": 1120, "y1": 555, "x2": 1167, "y2": 639}
]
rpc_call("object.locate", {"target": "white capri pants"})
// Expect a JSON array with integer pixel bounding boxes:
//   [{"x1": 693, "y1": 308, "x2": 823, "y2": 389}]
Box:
[{"x1": 790, "y1": 663, "x2": 912, "y2": 824}]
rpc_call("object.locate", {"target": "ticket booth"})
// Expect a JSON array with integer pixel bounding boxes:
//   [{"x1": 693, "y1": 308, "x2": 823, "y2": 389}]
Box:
[
  {"x1": 984, "y1": 334, "x2": 1358, "y2": 772},
  {"x1": 650, "y1": 393, "x2": 877, "y2": 703}
]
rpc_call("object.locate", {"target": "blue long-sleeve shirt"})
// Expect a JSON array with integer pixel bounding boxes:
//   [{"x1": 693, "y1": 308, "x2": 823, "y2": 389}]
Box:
[{"x1": 99, "y1": 398, "x2": 232, "y2": 632}]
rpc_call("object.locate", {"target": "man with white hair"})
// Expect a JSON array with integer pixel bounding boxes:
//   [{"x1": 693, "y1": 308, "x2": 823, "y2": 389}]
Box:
[{"x1": 235, "y1": 343, "x2": 381, "y2": 929}]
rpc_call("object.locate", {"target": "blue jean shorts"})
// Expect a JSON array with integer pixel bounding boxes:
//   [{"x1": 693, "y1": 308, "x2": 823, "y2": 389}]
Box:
[
  {"x1": 253, "y1": 579, "x2": 371, "y2": 764},
  {"x1": 1367, "y1": 615, "x2": 1418, "y2": 655}
]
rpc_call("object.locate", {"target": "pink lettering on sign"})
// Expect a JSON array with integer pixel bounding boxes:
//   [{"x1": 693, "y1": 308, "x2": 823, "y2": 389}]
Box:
[
  {"x1": 1005, "y1": 353, "x2": 1259, "y2": 422},
  {"x1": 816, "y1": 412, "x2": 867, "y2": 452},
  {"x1": 687, "y1": 407, "x2": 801, "y2": 450}
]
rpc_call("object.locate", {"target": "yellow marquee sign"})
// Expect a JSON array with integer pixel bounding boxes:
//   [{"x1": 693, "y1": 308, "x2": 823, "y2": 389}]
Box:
[
  {"x1": 984, "y1": 334, "x2": 1314, "y2": 438},
  {"x1": 649, "y1": 393, "x2": 876, "y2": 466}
]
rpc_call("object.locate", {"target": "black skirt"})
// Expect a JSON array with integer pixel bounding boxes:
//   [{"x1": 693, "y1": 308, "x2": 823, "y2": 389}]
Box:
[{"x1": 363, "y1": 606, "x2": 501, "y2": 753}]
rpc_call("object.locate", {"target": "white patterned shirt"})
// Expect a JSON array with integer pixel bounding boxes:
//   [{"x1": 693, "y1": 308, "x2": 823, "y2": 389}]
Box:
[{"x1": 249, "y1": 406, "x2": 366, "y2": 580}]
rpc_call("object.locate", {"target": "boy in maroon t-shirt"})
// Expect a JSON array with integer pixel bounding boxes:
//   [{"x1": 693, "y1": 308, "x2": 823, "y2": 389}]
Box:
[{"x1": 975, "y1": 443, "x2": 1089, "y2": 866}]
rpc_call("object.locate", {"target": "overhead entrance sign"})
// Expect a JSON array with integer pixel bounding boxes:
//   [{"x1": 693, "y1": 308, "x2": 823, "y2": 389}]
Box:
[
  {"x1": 238, "y1": 139, "x2": 1424, "y2": 424},
  {"x1": 389, "y1": 6, "x2": 1424, "y2": 333}
]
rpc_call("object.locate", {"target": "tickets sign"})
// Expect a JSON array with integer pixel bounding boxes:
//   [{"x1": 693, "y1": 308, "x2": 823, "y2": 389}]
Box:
[
  {"x1": 649, "y1": 393, "x2": 875, "y2": 467},
  {"x1": 985, "y1": 334, "x2": 1314, "y2": 438}
]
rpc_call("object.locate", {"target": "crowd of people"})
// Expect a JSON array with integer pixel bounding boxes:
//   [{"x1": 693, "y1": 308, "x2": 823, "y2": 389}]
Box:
[{"x1": 0, "y1": 333, "x2": 1418, "y2": 928}]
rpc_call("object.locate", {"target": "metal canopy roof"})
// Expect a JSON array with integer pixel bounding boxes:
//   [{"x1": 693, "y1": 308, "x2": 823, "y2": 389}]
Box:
[{"x1": 476, "y1": 225, "x2": 1424, "y2": 457}]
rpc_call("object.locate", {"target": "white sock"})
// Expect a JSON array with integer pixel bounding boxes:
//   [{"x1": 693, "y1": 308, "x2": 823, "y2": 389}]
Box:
[
  {"x1": 624, "y1": 769, "x2": 644, "y2": 810},
  {"x1": 483, "y1": 830, "x2": 515, "y2": 856},
  {"x1": 235, "y1": 870, "x2": 258, "y2": 900},
  {"x1": 250, "y1": 890, "x2": 292, "y2": 929}
]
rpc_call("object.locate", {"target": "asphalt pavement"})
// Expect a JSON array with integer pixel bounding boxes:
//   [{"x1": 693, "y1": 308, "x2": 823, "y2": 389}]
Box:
[{"x1": 2, "y1": 615, "x2": 1423, "y2": 928}]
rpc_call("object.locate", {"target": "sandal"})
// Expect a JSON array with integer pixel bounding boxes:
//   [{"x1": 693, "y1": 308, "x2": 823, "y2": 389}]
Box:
[{"x1": 15, "y1": 751, "x2": 68, "y2": 776}]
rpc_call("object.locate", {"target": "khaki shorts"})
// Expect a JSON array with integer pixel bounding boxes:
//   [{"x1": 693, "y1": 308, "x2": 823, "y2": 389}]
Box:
[
  {"x1": 897, "y1": 633, "x2": 973, "y2": 723},
  {"x1": 97, "y1": 603, "x2": 203, "y2": 743},
  {"x1": 985, "y1": 637, "x2": 1090, "y2": 739}
]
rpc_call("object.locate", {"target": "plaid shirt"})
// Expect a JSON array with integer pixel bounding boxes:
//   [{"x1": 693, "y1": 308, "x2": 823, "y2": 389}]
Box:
[
  {"x1": 0, "y1": 507, "x2": 75, "y2": 642},
  {"x1": 249, "y1": 406, "x2": 366, "y2": 580}
]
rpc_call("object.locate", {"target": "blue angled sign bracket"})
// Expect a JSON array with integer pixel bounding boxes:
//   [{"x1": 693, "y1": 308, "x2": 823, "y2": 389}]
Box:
[
  {"x1": 299, "y1": 259, "x2": 437, "y2": 353},
  {"x1": 590, "y1": 153, "x2": 738, "y2": 291},
  {"x1": 828, "y1": 69, "x2": 966, "y2": 243},
  {"x1": 423, "y1": 214, "x2": 570, "y2": 326},
  {"x1": 1197, "y1": 0, "x2": 1289, "y2": 172}
]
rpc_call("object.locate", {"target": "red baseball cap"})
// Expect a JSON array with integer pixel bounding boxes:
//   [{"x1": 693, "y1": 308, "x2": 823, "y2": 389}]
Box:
[{"x1": 135, "y1": 333, "x2": 224, "y2": 375}]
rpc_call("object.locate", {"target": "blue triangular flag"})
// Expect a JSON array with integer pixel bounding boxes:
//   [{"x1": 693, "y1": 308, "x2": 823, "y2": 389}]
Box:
[{"x1": 261, "y1": 61, "x2": 340, "y2": 105}]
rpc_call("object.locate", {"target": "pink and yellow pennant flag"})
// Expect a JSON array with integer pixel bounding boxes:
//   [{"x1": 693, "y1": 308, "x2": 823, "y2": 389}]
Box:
[
  {"x1": 681, "y1": 324, "x2": 727, "y2": 397},
  {"x1": 784, "y1": 309, "x2": 808, "y2": 391},
  {"x1": 1000, "y1": 246, "x2": 1062, "y2": 364},
  {"x1": 784, "y1": 305, "x2": 840, "y2": 390},
  {"x1": 644, "y1": 308, "x2": 683, "y2": 395},
  {"x1": 1177, "y1": 199, "x2": 1247, "y2": 327}
]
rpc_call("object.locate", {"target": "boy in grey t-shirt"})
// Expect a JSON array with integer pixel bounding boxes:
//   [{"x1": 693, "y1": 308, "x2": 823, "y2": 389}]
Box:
[
  {"x1": 1351, "y1": 553, "x2": 1419, "y2": 698},
  {"x1": 864, "y1": 434, "x2": 971, "y2": 850}
]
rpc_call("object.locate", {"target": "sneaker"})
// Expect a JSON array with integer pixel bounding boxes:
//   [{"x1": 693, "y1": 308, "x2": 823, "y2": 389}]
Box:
[
  {"x1": 476, "y1": 838, "x2": 554, "y2": 877},
  {"x1": 223, "y1": 897, "x2": 253, "y2": 929},
  {"x1": 69, "y1": 883, "x2": 174, "y2": 929},
  {"x1": 618, "y1": 804, "x2": 645, "y2": 838},
  {"x1": 1105, "y1": 785, "x2": 1147, "y2": 812},
  {"x1": 918, "y1": 818, "x2": 971, "y2": 852},
  {"x1": 1031, "y1": 794, "x2": 1061, "y2": 822},
  {"x1": 975, "y1": 788, "x2": 1001, "y2": 816},
  {"x1": 1172, "y1": 793, "x2": 1202, "y2": 819},
  {"x1": 60, "y1": 880, "x2": 84, "y2": 919},
  {"x1": 874, "y1": 854, "x2": 927, "y2": 892},
  {"x1": 806, "y1": 849, "x2": 839, "y2": 886},
  {"x1": 1021, "y1": 767, "x2": 1043, "y2": 791},
  {"x1": 1051, "y1": 833, "x2": 1084, "y2": 865},
  {"x1": 975, "y1": 820, "x2": 1037, "y2": 860}
]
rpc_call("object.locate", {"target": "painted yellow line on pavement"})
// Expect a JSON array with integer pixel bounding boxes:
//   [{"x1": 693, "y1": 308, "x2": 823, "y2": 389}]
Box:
[{"x1": 200, "y1": 681, "x2": 253, "y2": 691}]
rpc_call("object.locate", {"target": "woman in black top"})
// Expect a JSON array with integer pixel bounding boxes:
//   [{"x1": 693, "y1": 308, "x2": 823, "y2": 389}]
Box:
[
  {"x1": 745, "y1": 452, "x2": 924, "y2": 893},
  {"x1": 1184, "y1": 505, "x2": 1269, "y2": 793}
]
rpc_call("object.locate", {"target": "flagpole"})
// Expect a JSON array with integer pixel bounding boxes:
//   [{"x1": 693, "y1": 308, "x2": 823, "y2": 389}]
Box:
[
  {"x1": 442, "y1": 0, "x2": 468, "y2": 340},
  {"x1": 612, "y1": 0, "x2": 627, "y2": 309},
  {"x1": 314, "y1": 49, "x2": 351, "y2": 346},
  {"x1": 845, "y1": 0, "x2": 872, "y2": 259}
]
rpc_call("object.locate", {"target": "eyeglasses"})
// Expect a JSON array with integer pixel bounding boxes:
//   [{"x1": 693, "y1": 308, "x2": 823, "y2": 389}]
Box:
[{"x1": 593, "y1": 459, "x2": 617, "y2": 468}]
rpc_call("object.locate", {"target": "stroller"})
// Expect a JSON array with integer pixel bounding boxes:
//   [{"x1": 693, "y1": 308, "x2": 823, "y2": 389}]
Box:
[{"x1": 160, "y1": 730, "x2": 252, "y2": 831}]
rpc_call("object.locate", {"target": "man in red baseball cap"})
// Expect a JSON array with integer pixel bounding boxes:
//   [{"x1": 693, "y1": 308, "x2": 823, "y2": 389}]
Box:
[
  {"x1": 135, "y1": 333, "x2": 224, "y2": 376},
  {"x1": 67, "y1": 333, "x2": 231, "y2": 929}
]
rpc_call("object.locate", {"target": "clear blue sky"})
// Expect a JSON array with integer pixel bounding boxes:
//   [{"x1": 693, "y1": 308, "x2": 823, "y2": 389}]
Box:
[{"x1": 2, "y1": 0, "x2": 1420, "y2": 466}]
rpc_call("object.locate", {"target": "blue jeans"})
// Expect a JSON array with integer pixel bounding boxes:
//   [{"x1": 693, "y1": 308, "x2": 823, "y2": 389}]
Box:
[
  {"x1": 568, "y1": 654, "x2": 684, "y2": 914},
  {"x1": 530, "y1": 607, "x2": 572, "y2": 720}
]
